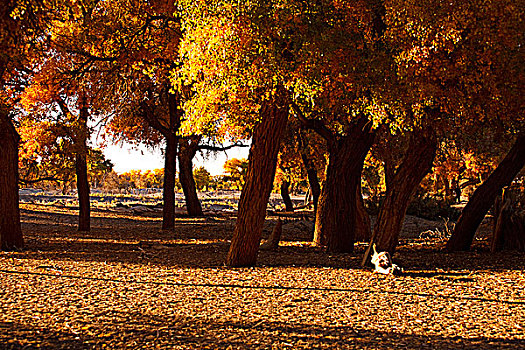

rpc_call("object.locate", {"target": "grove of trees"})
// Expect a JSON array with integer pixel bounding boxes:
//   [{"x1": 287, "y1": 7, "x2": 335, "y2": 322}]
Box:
[{"x1": 1, "y1": 1, "x2": 523, "y2": 265}]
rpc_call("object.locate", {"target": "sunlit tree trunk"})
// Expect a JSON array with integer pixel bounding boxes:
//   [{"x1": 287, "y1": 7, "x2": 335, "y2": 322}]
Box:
[
  {"x1": 0, "y1": 108, "x2": 23, "y2": 250},
  {"x1": 314, "y1": 119, "x2": 375, "y2": 253},
  {"x1": 179, "y1": 136, "x2": 203, "y2": 217},
  {"x1": 363, "y1": 130, "x2": 437, "y2": 263},
  {"x1": 75, "y1": 95, "x2": 90, "y2": 231},
  {"x1": 446, "y1": 132, "x2": 525, "y2": 251},
  {"x1": 226, "y1": 91, "x2": 288, "y2": 267}
]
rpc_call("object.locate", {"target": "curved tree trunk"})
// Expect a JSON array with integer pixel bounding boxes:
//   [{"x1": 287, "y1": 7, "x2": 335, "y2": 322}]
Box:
[
  {"x1": 446, "y1": 132, "x2": 525, "y2": 251},
  {"x1": 314, "y1": 119, "x2": 375, "y2": 253},
  {"x1": 226, "y1": 91, "x2": 288, "y2": 267},
  {"x1": 162, "y1": 133, "x2": 178, "y2": 229},
  {"x1": 179, "y1": 136, "x2": 203, "y2": 217},
  {"x1": 76, "y1": 96, "x2": 90, "y2": 232},
  {"x1": 280, "y1": 179, "x2": 294, "y2": 212},
  {"x1": 362, "y1": 130, "x2": 437, "y2": 264},
  {"x1": 0, "y1": 110, "x2": 23, "y2": 250}
]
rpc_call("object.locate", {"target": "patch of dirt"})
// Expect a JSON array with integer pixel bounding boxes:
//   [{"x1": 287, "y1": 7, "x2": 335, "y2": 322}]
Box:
[{"x1": 0, "y1": 203, "x2": 523, "y2": 349}]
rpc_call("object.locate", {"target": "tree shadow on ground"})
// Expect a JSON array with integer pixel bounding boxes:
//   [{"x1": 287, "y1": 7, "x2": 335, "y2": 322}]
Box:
[
  {"x1": 16, "y1": 207, "x2": 525, "y2": 272},
  {"x1": 2, "y1": 310, "x2": 524, "y2": 349}
]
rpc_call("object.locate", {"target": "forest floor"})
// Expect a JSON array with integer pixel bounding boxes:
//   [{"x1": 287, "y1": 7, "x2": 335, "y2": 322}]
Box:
[{"x1": 0, "y1": 201, "x2": 524, "y2": 349}]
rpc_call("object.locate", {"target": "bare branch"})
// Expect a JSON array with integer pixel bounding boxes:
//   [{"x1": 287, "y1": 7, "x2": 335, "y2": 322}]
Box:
[
  {"x1": 291, "y1": 102, "x2": 333, "y2": 142},
  {"x1": 198, "y1": 141, "x2": 249, "y2": 152}
]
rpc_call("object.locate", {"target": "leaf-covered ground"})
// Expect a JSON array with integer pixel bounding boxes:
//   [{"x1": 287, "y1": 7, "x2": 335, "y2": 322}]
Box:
[{"x1": 1, "y1": 203, "x2": 524, "y2": 349}]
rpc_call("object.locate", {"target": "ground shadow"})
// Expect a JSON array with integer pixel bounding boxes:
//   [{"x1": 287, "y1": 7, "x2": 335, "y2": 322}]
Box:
[
  {"x1": 16, "y1": 206, "x2": 525, "y2": 272},
  {"x1": 1, "y1": 309, "x2": 523, "y2": 349}
]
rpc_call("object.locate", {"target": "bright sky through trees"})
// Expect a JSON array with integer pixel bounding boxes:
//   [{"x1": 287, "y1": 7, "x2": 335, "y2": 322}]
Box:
[{"x1": 102, "y1": 141, "x2": 249, "y2": 175}]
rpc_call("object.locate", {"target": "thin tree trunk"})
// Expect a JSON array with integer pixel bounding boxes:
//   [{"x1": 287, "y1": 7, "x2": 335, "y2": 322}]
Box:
[
  {"x1": 159, "y1": 89, "x2": 182, "y2": 229},
  {"x1": 363, "y1": 130, "x2": 437, "y2": 264},
  {"x1": 75, "y1": 97, "x2": 90, "y2": 232},
  {"x1": 260, "y1": 219, "x2": 283, "y2": 250},
  {"x1": 383, "y1": 153, "x2": 396, "y2": 194},
  {"x1": 0, "y1": 109, "x2": 23, "y2": 250},
  {"x1": 280, "y1": 179, "x2": 294, "y2": 212},
  {"x1": 226, "y1": 91, "x2": 288, "y2": 267},
  {"x1": 179, "y1": 136, "x2": 203, "y2": 217},
  {"x1": 446, "y1": 132, "x2": 525, "y2": 251},
  {"x1": 314, "y1": 119, "x2": 375, "y2": 253},
  {"x1": 298, "y1": 137, "x2": 321, "y2": 213},
  {"x1": 355, "y1": 186, "x2": 372, "y2": 242},
  {"x1": 162, "y1": 133, "x2": 178, "y2": 229}
]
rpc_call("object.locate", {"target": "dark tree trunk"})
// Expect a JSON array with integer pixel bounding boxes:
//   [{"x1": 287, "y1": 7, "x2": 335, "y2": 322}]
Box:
[
  {"x1": 226, "y1": 91, "x2": 288, "y2": 267},
  {"x1": 76, "y1": 96, "x2": 90, "y2": 232},
  {"x1": 491, "y1": 188, "x2": 525, "y2": 252},
  {"x1": 139, "y1": 84, "x2": 183, "y2": 229},
  {"x1": 280, "y1": 179, "x2": 294, "y2": 212},
  {"x1": 0, "y1": 110, "x2": 23, "y2": 250},
  {"x1": 179, "y1": 136, "x2": 203, "y2": 217},
  {"x1": 314, "y1": 119, "x2": 375, "y2": 253},
  {"x1": 363, "y1": 130, "x2": 437, "y2": 264},
  {"x1": 298, "y1": 134, "x2": 321, "y2": 213},
  {"x1": 156, "y1": 89, "x2": 182, "y2": 230},
  {"x1": 162, "y1": 133, "x2": 178, "y2": 229},
  {"x1": 260, "y1": 219, "x2": 283, "y2": 251},
  {"x1": 355, "y1": 186, "x2": 372, "y2": 242},
  {"x1": 446, "y1": 132, "x2": 525, "y2": 251}
]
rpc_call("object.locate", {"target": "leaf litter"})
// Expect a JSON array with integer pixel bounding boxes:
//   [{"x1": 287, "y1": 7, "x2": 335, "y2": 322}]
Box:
[{"x1": 0, "y1": 203, "x2": 524, "y2": 349}]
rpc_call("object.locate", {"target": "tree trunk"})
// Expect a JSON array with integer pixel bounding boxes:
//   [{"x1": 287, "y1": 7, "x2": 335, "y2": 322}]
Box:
[
  {"x1": 491, "y1": 188, "x2": 525, "y2": 252},
  {"x1": 314, "y1": 119, "x2": 375, "y2": 253},
  {"x1": 446, "y1": 132, "x2": 525, "y2": 251},
  {"x1": 383, "y1": 155, "x2": 396, "y2": 194},
  {"x1": 355, "y1": 186, "x2": 372, "y2": 242},
  {"x1": 159, "y1": 89, "x2": 182, "y2": 230},
  {"x1": 363, "y1": 130, "x2": 437, "y2": 264},
  {"x1": 299, "y1": 146, "x2": 321, "y2": 212},
  {"x1": 260, "y1": 219, "x2": 283, "y2": 251},
  {"x1": 179, "y1": 136, "x2": 204, "y2": 217},
  {"x1": 226, "y1": 91, "x2": 288, "y2": 267},
  {"x1": 0, "y1": 109, "x2": 23, "y2": 250},
  {"x1": 76, "y1": 95, "x2": 90, "y2": 232},
  {"x1": 162, "y1": 133, "x2": 178, "y2": 229},
  {"x1": 280, "y1": 179, "x2": 294, "y2": 212}
]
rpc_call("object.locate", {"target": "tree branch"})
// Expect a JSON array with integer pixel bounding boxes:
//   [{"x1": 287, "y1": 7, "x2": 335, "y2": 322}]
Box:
[
  {"x1": 20, "y1": 176, "x2": 61, "y2": 185},
  {"x1": 198, "y1": 141, "x2": 249, "y2": 152},
  {"x1": 291, "y1": 102, "x2": 333, "y2": 141}
]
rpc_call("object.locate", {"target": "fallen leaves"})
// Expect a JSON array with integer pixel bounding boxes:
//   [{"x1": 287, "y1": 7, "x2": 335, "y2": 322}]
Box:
[{"x1": 0, "y1": 204, "x2": 524, "y2": 349}]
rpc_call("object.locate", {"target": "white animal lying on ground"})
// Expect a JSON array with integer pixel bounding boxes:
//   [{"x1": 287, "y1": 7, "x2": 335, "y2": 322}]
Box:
[{"x1": 370, "y1": 244, "x2": 403, "y2": 275}]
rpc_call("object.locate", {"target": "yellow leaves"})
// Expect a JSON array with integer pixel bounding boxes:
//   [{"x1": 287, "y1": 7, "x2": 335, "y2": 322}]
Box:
[
  {"x1": 9, "y1": 3, "x2": 27, "y2": 20},
  {"x1": 20, "y1": 83, "x2": 57, "y2": 113},
  {"x1": 178, "y1": 4, "x2": 294, "y2": 138}
]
